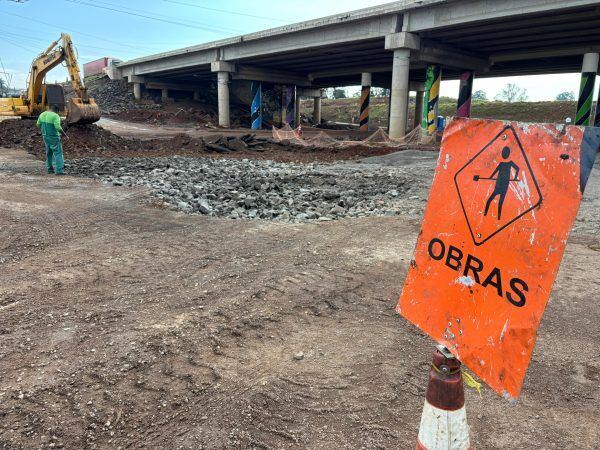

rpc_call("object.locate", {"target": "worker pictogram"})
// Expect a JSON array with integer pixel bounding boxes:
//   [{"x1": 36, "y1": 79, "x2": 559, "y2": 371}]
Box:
[
  {"x1": 454, "y1": 125, "x2": 542, "y2": 245},
  {"x1": 397, "y1": 118, "x2": 600, "y2": 400}
]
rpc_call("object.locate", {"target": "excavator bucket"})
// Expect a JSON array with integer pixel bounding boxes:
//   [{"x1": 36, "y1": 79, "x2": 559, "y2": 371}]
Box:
[{"x1": 67, "y1": 97, "x2": 101, "y2": 124}]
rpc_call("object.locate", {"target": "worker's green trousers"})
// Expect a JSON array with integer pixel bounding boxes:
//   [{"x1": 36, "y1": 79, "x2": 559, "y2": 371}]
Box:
[{"x1": 43, "y1": 135, "x2": 64, "y2": 174}]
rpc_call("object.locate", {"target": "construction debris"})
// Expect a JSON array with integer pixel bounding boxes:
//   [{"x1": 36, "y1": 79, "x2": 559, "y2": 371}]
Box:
[
  {"x1": 66, "y1": 155, "x2": 431, "y2": 221},
  {"x1": 0, "y1": 119, "x2": 408, "y2": 162}
]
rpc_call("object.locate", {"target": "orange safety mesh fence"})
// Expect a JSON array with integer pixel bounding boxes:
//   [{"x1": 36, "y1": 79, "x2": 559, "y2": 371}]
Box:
[{"x1": 272, "y1": 125, "x2": 436, "y2": 148}]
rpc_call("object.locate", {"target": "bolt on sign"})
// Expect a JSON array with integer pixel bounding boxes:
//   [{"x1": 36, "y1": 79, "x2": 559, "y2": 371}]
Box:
[{"x1": 397, "y1": 118, "x2": 600, "y2": 400}]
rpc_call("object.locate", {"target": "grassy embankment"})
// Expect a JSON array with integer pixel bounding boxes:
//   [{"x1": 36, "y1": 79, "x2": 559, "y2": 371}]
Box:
[{"x1": 300, "y1": 97, "x2": 580, "y2": 127}]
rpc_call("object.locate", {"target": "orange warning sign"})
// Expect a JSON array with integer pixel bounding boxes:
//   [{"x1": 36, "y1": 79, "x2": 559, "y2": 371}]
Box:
[{"x1": 398, "y1": 118, "x2": 600, "y2": 400}]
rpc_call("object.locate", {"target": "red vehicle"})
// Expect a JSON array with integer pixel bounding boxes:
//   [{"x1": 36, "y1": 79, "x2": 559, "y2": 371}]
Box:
[{"x1": 83, "y1": 57, "x2": 121, "y2": 78}]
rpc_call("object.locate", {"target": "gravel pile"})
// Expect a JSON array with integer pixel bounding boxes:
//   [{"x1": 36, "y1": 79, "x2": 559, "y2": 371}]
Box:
[{"x1": 67, "y1": 157, "x2": 428, "y2": 221}]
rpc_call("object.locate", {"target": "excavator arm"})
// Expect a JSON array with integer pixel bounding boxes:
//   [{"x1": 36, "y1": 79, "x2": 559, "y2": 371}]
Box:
[
  {"x1": 59, "y1": 33, "x2": 100, "y2": 124},
  {"x1": 8, "y1": 33, "x2": 100, "y2": 124}
]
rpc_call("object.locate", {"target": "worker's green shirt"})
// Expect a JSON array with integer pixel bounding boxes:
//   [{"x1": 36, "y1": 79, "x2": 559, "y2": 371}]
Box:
[{"x1": 36, "y1": 111, "x2": 63, "y2": 137}]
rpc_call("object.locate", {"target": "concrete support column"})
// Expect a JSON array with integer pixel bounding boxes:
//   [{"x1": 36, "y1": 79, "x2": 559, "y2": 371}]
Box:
[
  {"x1": 389, "y1": 49, "x2": 411, "y2": 139},
  {"x1": 313, "y1": 96, "x2": 322, "y2": 125},
  {"x1": 128, "y1": 75, "x2": 145, "y2": 101},
  {"x1": 423, "y1": 64, "x2": 442, "y2": 136},
  {"x1": 161, "y1": 89, "x2": 169, "y2": 100},
  {"x1": 360, "y1": 72, "x2": 371, "y2": 131},
  {"x1": 457, "y1": 71, "x2": 474, "y2": 118},
  {"x1": 193, "y1": 90, "x2": 200, "y2": 101},
  {"x1": 211, "y1": 60, "x2": 235, "y2": 129},
  {"x1": 295, "y1": 94, "x2": 301, "y2": 127},
  {"x1": 414, "y1": 90, "x2": 424, "y2": 129},
  {"x1": 576, "y1": 53, "x2": 599, "y2": 126},
  {"x1": 217, "y1": 71, "x2": 230, "y2": 128}
]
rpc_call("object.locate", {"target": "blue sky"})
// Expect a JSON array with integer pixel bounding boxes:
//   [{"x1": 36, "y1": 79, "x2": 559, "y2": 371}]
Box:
[{"x1": 0, "y1": 0, "x2": 595, "y2": 102}]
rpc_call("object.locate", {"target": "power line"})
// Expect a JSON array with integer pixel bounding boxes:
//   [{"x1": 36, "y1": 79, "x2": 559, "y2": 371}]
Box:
[
  {"x1": 0, "y1": 56, "x2": 13, "y2": 91},
  {"x1": 0, "y1": 9, "x2": 156, "y2": 54},
  {"x1": 0, "y1": 29, "x2": 139, "y2": 56},
  {"x1": 162, "y1": 0, "x2": 291, "y2": 23},
  {"x1": 79, "y1": 0, "x2": 242, "y2": 34},
  {"x1": 2, "y1": 35, "x2": 39, "y2": 53},
  {"x1": 64, "y1": 0, "x2": 239, "y2": 35}
]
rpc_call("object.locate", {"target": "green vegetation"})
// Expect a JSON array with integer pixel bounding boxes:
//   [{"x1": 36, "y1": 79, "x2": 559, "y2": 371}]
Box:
[{"x1": 300, "y1": 97, "x2": 580, "y2": 127}]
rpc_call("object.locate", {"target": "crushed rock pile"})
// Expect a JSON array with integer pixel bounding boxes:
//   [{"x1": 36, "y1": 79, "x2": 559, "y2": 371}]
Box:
[
  {"x1": 66, "y1": 156, "x2": 427, "y2": 221},
  {"x1": 64, "y1": 77, "x2": 152, "y2": 114},
  {"x1": 65, "y1": 76, "x2": 248, "y2": 126}
]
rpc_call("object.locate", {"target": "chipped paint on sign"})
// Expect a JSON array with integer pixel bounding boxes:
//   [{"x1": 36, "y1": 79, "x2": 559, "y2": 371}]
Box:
[{"x1": 397, "y1": 118, "x2": 600, "y2": 400}]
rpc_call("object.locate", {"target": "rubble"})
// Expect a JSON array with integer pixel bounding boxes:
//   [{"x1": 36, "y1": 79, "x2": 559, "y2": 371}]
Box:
[
  {"x1": 66, "y1": 156, "x2": 429, "y2": 221},
  {"x1": 0, "y1": 120, "x2": 404, "y2": 162},
  {"x1": 0, "y1": 120, "x2": 273, "y2": 158}
]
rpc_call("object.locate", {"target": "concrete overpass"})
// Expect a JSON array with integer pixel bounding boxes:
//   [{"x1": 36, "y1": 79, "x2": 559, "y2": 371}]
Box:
[{"x1": 112, "y1": 0, "x2": 600, "y2": 137}]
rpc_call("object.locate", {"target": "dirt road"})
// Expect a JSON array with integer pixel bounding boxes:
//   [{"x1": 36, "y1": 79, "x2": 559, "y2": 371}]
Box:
[{"x1": 0, "y1": 148, "x2": 599, "y2": 449}]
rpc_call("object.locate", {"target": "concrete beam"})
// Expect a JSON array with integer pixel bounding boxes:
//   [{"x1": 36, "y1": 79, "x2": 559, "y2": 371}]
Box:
[
  {"x1": 491, "y1": 44, "x2": 600, "y2": 62},
  {"x1": 297, "y1": 87, "x2": 322, "y2": 97},
  {"x1": 231, "y1": 64, "x2": 311, "y2": 87},
  {"x1": 211, "y1": 60, "x2": 236, "y2": 73},
  {"x1": 222, "y1": 16, "x2": 400, "y2": 61},
  {"x1": 310, "y1": 65, "x2": 393, "y2": 79},
  {"x1": 145, "y1": 81, "x2": 202, "y2": 92},
  {"x1": 117, "y1": 50, "x2": 216, "y2": 78},
  {"x1": 127, "y1": 75, "x2": 145, "y2": 83},
  {"x1": 406, "y1": 0, "x2": 599, "y2": 32},
  {"x1": 418, "y1": 43, "x2": 490, "y2": 70},
  {"x1": 385, "y1": 32, "x2": 420, "y2": 51}
]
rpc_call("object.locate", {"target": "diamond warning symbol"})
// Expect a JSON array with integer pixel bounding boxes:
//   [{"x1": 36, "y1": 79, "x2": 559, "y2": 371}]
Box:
[{"x1": 454, "y1": 125, "x2": 542, "y2": 246}]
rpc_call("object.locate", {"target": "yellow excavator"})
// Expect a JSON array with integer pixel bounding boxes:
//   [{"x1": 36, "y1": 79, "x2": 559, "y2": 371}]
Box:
[{"x1": 0, "y1": 33, "x2": 100, "y2": 124}]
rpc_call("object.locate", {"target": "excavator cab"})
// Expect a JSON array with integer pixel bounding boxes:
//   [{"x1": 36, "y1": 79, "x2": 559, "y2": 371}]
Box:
[
  {"x1": 44, "y1": 83, "x2": 100, "y2": 124},
  {"x1": 43, "y1": 84, "x2": 66, "y2": 113}
]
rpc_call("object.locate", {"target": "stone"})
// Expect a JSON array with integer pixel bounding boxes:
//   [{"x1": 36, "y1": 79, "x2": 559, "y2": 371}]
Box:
[
  {"x1": 226, "y1": 138, "x2": 248, "y2": 151},
  {"x1": 197, "y1": 200, "x2": 212, "y2": 214}
]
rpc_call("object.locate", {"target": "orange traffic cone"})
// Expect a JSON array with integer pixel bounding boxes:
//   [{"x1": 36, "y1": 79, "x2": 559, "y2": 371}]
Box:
[{"x1": 416, "y1": 346, "x2": 471, "y2": 450}]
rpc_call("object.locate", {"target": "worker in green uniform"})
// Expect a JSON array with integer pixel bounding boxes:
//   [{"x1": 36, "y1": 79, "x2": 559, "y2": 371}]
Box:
[{"x1": 36, "y1": 105, "x2": 65, "y2": 175}]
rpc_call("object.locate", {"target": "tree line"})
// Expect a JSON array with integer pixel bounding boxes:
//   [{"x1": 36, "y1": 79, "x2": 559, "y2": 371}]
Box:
[{"x1": 323, "y1": 83, "x2": 577, "y2": 102}]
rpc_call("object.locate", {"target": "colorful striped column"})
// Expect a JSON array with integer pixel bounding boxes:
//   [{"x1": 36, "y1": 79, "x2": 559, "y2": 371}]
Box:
[
  {"x1": 422, "y1": 65, "x2": 442, "y2": 136},
  {"x1": 359, "y1": 73, "x2": 371, "y2": 131},
  {"x1": 416, "y1": 347, "x2": 471, "y2": 450},
  {"x1": 576, "y1": 53, "x2": 599, "y2": 126},
  {"x1": 595, "y1": 88, "x2": 600, "y2": 127},
  {"x1": 285, "y1": 85, "x2": 296, "y2": 126},
  {"x1": 456, "y1": 71, "x2": 474, "y2": 118},
  {"x1": 251, "y1": 81, "x2": 262, "y2": 130}
]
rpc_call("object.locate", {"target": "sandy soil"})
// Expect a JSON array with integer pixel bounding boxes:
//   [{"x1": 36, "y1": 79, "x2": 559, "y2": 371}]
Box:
[{"x1": 0, "y1": 148, "x2": 599, "y2": 449}]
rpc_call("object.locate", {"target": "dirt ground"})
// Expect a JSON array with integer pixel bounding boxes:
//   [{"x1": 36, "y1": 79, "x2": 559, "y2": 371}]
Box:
[{"x1": 0, "y1": 146, "x2": 599, "y2": 449}]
